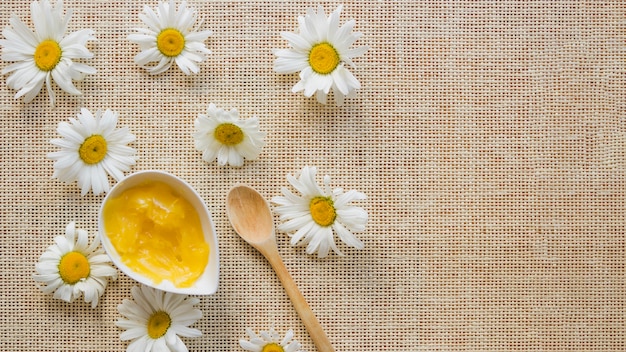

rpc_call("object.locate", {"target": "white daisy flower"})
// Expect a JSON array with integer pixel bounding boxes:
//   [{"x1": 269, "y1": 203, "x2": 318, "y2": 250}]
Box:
[
  {"x1": 0, "y1": 0, "x2": 96, "y2": 106},
  {"x1": 193, "y1": 103, "x2": 266, "y2": 167},
  {"x1": 128, "y1": 0, "x2": 212, "y2": 75},
  {"x1": 47, "y1": 108, "x2": 137, "y2": 196},
  {"x1": 239, "y1": 328, "x2": 303, "y2": 352},
  {"x1": 33, "y1": 222, "x2": 118, "y2": 308},
  {"x1": 117, "y1": 285, "x2": 202, "y2": 352},
  {"x1": 273, "y1": 5, "x2": 368, "y2": 105},
  {"x1": 272, "y1": 166, "x2": 368, "y2": 258}
]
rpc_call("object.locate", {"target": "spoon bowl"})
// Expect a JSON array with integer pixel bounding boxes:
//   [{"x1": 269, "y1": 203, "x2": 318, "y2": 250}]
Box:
[
  {"x1": 226, "y1": 184, "x2": 275, "y2": 246},
  {"x1": 226, "y1": 184, "x2": 335, "y2": 352}
]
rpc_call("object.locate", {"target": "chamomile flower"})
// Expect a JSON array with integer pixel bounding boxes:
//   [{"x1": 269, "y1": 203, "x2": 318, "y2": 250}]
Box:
[
  {"x1": 239, "y1": 328, "x2": 303, "y2": 352},
  {"x1": 33, "y1": 222, "x2": 118, "y2": 308},
  {"x1": 47, "y1": 108, "x2": 137, "y2": 196},
  {"x1": 272, "y1": 166, "x2": 368, "y2": 258},
  {"x1": 128, "y1": 0, "x2": 212, "y2": 75},
  {"x1": 193, "y1": 103, "x2": 266, "y2": 167},
  {"x1": 0, "y1": 0, "x2": 96, "y2": 106},
  {"x1": 274, "y1": 5, "x2": 368, "y2": 105},
  {"x1": 117, "y1": 285, "x2": 202, "y2": 352}
]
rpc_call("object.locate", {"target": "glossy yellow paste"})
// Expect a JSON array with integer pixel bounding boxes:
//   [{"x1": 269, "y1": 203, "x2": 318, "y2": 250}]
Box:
[{"x1": 103, "y1": 180, "x2": 209, "y2": 288}]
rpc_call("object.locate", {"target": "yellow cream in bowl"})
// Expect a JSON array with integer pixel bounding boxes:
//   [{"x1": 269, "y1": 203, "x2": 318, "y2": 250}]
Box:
[{"x1": 102, "y1": 180, "x2": 210, "y2": 288}]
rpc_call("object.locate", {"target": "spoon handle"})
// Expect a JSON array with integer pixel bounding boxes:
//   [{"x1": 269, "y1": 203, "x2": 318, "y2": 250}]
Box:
[{"x1": 263, "y1": 246, "x2": 335, "y2": 352}]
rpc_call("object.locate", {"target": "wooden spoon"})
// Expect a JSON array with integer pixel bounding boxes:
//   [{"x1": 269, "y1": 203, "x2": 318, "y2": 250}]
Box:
[{"x1": 226, "y1": 184, "x2": 335, "y2": 352}]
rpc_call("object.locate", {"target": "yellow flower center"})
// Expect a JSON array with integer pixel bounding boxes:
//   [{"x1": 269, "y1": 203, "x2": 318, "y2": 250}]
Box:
[
  {"x1": 58, "y1": 251, "x2": 90, "y2": 285},
  {"x1": 79, "y1": 135, "x2": 108, "y2": 165},
  {"x1": 147, "y1": 311, "x2": 171, "y2": 339},
  {"x1": 156, "y1": 28, "x2": 185, "y2": 57},
  {"x1": 309, "y1": 196, "x2": 336, "y2": 227},
  {"x1": 34, "y1": 39, "x2": 62, "y2": 71},
  {"x1": 308, "y1": 42, "x2": 340, "y2": 75},
  {"x1": 261, "y1": 343, "x2": 284, "y2": 352},
  {"x1": 214, "y1": 123, "x2": 244, "y2": 146}
]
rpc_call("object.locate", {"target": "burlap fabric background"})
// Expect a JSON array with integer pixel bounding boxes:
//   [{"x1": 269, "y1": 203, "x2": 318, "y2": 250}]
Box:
[{"x1": 1, "y1": 1, "x2": 624, "y2": 351}]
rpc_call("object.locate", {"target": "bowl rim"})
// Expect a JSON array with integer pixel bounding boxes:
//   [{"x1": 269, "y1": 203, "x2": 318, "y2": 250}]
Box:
[{"x1": 98, "y1": 170, "x2": 220, "y2": 295}]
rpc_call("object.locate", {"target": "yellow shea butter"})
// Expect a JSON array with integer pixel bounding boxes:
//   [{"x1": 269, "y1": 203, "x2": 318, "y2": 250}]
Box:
[{"x1": 103, "y1": 180, "x2": 209, "y2": 288}]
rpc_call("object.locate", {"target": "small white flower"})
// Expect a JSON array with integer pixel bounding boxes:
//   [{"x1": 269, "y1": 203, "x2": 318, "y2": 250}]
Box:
[
  {"x1": 47, "y1": 108, "x2": 137, "y2": 196},
  {"x1": 33, "y1": 222, "x2": 118, "y2": 308},
  {"x1": 128, "y1": 0, "x2": 212, "y2": 75},
  {"x1": 274, "y1": 5, "x2": 368, "y2": 105},
  {"x1": 193, "y1": 103, "x2": 266, "y2": 167},
  {"x1": 0, "y1": 0, "x2": 96, "y2": 106},
  {"x1": 272, "y1": 166, "x2": 368, "y2": 258},
  {"x1": 117, "y1": 285, "x2": 202, "y2": 352},
  {"x1": 239, "y1": 328, "x2": 303, "y2": 352}
]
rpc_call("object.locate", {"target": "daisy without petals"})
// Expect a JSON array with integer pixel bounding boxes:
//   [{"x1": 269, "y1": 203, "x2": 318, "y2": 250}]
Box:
[
  {"x1": 272, "y1": 166, "x2": 368, "y2": 258},
  {"x1": 239, "y1": 328, "x2": 303, "y2": 352},
  {"x1": 128, "y1": 0, "x2": 212, "y2": 75},
  {"x1": 274, "y1": 5, "x2": 368, "y2": 105},
  {"x1": 33, "y1": 222, "x2": 118, "y2": 308},
  {"x1": 0, "y1": 0, "x2": 96, "y2": 106},
  {"x1": 193, "y1": 103, "x2": 266, "y2": 167},
  {"x1": 117, "y1": 285, "x2": 202, "y2": 352},
  {"x1": 47, "y1": 108, "x2": 137, "y2": 196}
]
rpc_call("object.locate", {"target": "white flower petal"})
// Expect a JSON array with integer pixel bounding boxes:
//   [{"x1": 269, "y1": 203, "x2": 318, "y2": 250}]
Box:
[
  {"x1": 139, "y1": 6, "x2": 162, "y2": 33},
  {"x1": 334, "y1": 20, "x2": 357, "y2": 47},
  {"x1": 280, "y1": 31, "x2": 311, "y2": 52},
  {"x1": 316, "y1": 89, "x2": 328, "y2": 104},
  {"x1": 6, "y1": 63, "x2": 40, "y2": 90},
  {"x1": 127, "y1": 336, "x2": 151, "y2": 352},
  {"x1": 10, "y1": 66, "x2": 44, "y2": 96},
  {"x1": 174, "y1": 54, "x2": 199, "y2": 75},
  {"x1": 134, "y1": 47, "x2": 161, "y2": 65},
  {"x1": 170, "y1": 325, "x2": 202, "y2": 338},
  {"x1": 239, "y1": 340, "x2": 259, "y2": 351},
  {"x1": 185, "y1": 30, "x2": 212, "y2": 42},
  {"x1": 333, "y1": 221, "x2": 365, "y2": 249},
  {"x1": 51, "y1": 63, "x2": 82, "y2": 95},
  {"x1": 331, "y1": 67, "x2": 352, "y2": 95},
  {"x1": 119, "y1": 327, "x2": 147, "y2": 341},
  {"x1": 7, "y1": 15, "x2": 39, "y2": 47},
  {"x1": 146, "y1": 57, "x2": 173, "y2": 75},
  {"x1": 274, "y1": 54, "x2": 309, "y2": 74}
]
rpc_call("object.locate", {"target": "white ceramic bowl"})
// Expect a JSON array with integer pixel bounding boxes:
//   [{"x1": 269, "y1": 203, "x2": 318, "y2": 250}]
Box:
[{"x1": 98, "y1": 170, "x2": 220, "y2": 295}]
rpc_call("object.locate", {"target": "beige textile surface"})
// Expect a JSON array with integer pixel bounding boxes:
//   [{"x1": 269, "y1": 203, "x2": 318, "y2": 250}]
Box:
[{"x1": 1, "y1": 0, "x2": 625, "y2": 351}]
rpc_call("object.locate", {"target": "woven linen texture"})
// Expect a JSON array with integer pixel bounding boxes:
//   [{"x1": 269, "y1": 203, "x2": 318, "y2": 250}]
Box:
[{"x1": 0, "y1": 0, "x2": 624, "y2": 351}]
